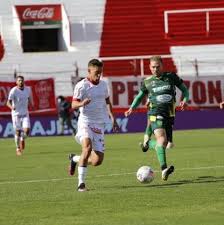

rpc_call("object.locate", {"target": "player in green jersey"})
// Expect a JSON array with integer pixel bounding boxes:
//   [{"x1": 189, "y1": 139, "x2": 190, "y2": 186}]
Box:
[{"x1": 125, "y1": 55, "x2": 189, "y2": 181}]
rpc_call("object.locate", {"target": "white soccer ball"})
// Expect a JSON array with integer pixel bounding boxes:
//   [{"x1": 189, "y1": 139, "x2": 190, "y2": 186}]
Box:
[{"x1": 136, "y1": 166, "x2": 154, "y2": 183}]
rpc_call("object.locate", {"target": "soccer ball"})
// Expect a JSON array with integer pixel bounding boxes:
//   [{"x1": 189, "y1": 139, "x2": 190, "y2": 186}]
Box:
[{"x1": 136, "y1": 166, "x2": 154, "y2": 183}]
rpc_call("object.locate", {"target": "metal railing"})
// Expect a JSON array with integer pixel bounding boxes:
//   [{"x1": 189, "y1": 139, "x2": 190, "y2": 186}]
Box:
[
  {"x1": 164, "y1": 7, "x2": 224, "y2": 36},
  {"x1": 99, "y1": 54, "x2": 178, "y2": 76}
]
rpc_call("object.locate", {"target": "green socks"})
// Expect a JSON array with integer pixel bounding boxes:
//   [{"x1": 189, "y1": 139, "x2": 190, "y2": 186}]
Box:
[
  {"x1": 155, "y1": 144, "x2": 167, "y2": 169},
  {"x1": 149, "y1": 139, "x2": 156, "y2": 150}
]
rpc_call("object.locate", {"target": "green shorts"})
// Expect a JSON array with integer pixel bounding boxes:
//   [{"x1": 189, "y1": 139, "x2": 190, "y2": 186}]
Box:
[
  {"x1": 149, "y1": 115, "x2": 166, "y2": 132},
  {"x1": 148, "y1": 114, "x2": 174, "y2": 141}
]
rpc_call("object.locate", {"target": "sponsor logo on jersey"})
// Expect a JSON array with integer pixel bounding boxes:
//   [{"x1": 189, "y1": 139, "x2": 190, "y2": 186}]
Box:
[
  {"x1": 152, "y1": 85, "x2": 171, "y2": 93},
  {"x1": 156, "y1": 94, "x2": 172, "y2": 103}
]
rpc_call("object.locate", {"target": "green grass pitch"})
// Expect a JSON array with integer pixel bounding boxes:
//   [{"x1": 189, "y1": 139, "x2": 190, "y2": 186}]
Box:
[{"x1": 0, "y1": 129, "x2": 224, "y2": 225}]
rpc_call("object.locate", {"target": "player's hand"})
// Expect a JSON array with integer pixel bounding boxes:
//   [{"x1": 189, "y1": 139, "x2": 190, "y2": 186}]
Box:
[
  {"x1": 179, "y1": 101, "x2": 187, "y2": 111},
  {"x1": 220, "y1": 103, "x2": 224, "y2": 109},
  {"x1": 82, "y1": 98, "x2": 91, "y2": 106},
  {"x1": 124, "y1": 108, "x2": 133, "y2": 117},
  {"x1": 112, "y1": 119, "x2": 120, "y2": 132}
]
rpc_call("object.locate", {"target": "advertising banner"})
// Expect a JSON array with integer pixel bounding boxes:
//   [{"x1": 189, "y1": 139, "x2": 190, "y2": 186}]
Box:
[
  {"x1": 15, "y1": 4, "x2": 62, "y2": 25},
  {"x1": 104, "y1": 76, "x2": 224, "y2": 108},
  {"x1": 0, "y1": 78, "x2": 56, "y2": 115},
  {"x1": 1, "y1": 110, "x2": 223, "y2": 138}
]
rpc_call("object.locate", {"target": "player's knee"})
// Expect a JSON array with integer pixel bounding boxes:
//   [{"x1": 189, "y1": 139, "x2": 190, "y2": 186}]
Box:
[
  {"x1": 157, "y1": 136, "x2": 167, "y2": 147},
  {"x1": 91, "y1": 159, "x2": 103, "y2": 166}
]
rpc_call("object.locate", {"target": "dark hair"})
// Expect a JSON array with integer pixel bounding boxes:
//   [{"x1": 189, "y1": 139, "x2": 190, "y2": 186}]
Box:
[
  {"x1": 57, "y1": 95, "x2": 65, "y2": 101},
  {"x1": 16, "y1": 75, "x2": 24, "y2": 80},
  {"x1": 88, "y1": 59, "x2": 103, "y2": 67}
]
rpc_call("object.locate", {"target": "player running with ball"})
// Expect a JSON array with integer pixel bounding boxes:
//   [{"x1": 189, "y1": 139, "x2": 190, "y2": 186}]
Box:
[{"x1": 125, "y1": 56, "x2": 189, "y2": 181}]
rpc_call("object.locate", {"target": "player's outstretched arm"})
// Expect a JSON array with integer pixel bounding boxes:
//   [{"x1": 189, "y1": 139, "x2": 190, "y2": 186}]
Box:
[
  {"x1": 178, "y1": 83, "x2": 189, "y2": 111},
  {"x1": 124, "y1": 90, "x2": 145, "y2": 117},
  {"x1": 124, "y1": 108, "x2": 133, "y2": 117}
]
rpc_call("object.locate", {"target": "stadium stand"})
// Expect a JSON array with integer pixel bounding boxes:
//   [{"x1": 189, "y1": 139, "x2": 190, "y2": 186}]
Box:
[
  {"x1": 0, "y1": 0, "x2": 106, "y2": 96},
  {"x1": 0, "y1": 0, "x2": 224, "y2": 95}
]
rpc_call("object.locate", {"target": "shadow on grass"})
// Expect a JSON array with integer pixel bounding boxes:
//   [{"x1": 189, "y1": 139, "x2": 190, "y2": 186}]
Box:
[{"x1": 123, "y1": 176, "x2": 224, "y2": 189}]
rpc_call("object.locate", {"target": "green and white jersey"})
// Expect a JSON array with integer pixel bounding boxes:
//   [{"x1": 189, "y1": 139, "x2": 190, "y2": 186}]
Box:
[{"x1": 141, "y1": 72, "x2": 183, "y2": 118}]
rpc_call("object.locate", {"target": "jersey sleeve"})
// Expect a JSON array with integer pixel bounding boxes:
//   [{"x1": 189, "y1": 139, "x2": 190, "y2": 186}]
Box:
[
  {"x1": 73, "y1": 81, "x2": 85, "y2": 101},
  {"x1": 140, "y1": 79, "x2": 149, "y2": 94},
  {"x1": 172, "y1": 73, "x2": 183, "y2": 87},
  {"x1": 8, "y1": 88, "x2": 14, "y2": 101},
  {"x1": 104, "y1": 81, "x2": 110, "y2": 99}
]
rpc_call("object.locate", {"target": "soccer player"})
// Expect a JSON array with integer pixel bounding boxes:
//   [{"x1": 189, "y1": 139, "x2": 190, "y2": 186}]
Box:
[
  {"x1": 125, "y1": 55, "x2": 189, "y2": 181},
  {"x1": 6, "y1": 76, "x2": 33, "y2": 156},
  {"x1": 68, "y1": 59, "x2": 119, "y2": 192}
]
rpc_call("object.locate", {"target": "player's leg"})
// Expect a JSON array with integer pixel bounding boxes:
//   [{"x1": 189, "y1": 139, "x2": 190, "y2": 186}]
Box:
[
  {"x1": 140, "y1": 117, "x2": 152, "y2": 152},
  {"x1": 65, "y1": 117, "x2": 76, "y2": 136},
  {"x1": 20, "y1": 116, "x2": 30, "y2": 151},
  {"x1": 77, "y1": 137, "x2": 92, "y2": 191},
  {"x1": 166, "y1": 117, "x2": 175, "y2": 150},
  {"x1": 15, "y1": 130, "x2": 22, "y2": 155},
  {"x1": 68, "y1": 121, "x2": 85, "y2": 176},
  {"x1": 58, "y1": 117, "x2": 64, "y2": 135},
  {"x1": 154, "y1": 128, "x2": 167, "y2": 169},
  {"x1": 77, "y1": 124, "x2": 105, "y2": 191},
  {"x1": 152, "y1": 118, "x2": 174, "y2": 180},
  {"x1": 87, "y1": 129, "x2": 105, "y2": 166},
  {"x1": 88, "y1": 151, "x2": 104, "y2": 166},
  {"x1": 12, "y1": 115, "x2": 22, "y2": 155},
  {"x1": 68, "y1": 122, "x2": 102, "y2": 191}
]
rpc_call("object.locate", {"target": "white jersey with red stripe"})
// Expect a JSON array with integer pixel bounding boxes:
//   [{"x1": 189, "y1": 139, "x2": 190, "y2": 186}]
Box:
[
  {"x1": 8, "y1": 86, "x2": 31, "y2": 117},
  {"x1": 73, "y1": 78, "x2": 109, "y2": 124}
]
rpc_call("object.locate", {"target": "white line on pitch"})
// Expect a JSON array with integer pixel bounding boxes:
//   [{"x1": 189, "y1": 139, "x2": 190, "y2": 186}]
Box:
[{"x1": 0, "y1": 165, "x2": 223, "y2": 185}]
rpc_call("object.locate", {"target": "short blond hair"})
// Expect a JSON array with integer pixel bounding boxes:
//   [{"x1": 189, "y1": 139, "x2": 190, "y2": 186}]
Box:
[{"x1": 150, "y1": 55, "x2": 163, "y2": 64}]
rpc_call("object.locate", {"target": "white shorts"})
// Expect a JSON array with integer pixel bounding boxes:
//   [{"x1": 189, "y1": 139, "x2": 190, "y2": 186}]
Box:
[
  {"x1": 12, "y1": 114, "x2": 30, "y2": 131},
  {"x1": 75, "y1": 121, "x2": 105, "y2": 153}
]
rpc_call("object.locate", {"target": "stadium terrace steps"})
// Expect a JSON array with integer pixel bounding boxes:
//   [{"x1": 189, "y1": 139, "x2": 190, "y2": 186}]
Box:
[
  {"x1": 159, "y1": 0, "x2": 224, "y2": 76},
  {"x1": 100, "y1": 0, "x2": 177, "y2": 75},
  {"x1": 159, "y1": 0, "x2": 224, "y2": 44},
  {"x1": 170, "y1": 44, "x2": 224, "y2": 76},
  {"x1": 0, "y1": 0, "x2": 106, "y2": 97},
  {"x1": 0, "y1": 51, "x2": 92, "y2": 96}
]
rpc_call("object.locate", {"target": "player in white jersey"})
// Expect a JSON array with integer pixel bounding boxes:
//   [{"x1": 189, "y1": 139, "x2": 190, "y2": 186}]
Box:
[
  {"x1": 68, "y1": 59, "x2": 119, "y2": 192},
  {"x1": 6, "y1": 76, "x2": 33, "y2": 156}
]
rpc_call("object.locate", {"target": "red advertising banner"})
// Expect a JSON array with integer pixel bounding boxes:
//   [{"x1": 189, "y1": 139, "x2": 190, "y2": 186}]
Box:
[
  {"x1": 15, "y1": 4, "x2": 62, "y2": 24},
  {"x1": 103, "y1": 76, "x2": 224, "y2": 109},
  {"x1": 0, "y1": 78, "x2": 56, "y2": 115}
]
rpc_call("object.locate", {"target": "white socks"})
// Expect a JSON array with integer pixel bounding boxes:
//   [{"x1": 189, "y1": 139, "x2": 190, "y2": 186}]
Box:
[
  {"x1": 72, "y1": 155, "x2": 80, "y2": 163},
  {"x1": 78, "y1": 166, "x2": 87, "y2": 186},
  {"x1": 14, "y1": 135, "x2": 20, "y2": 148}
]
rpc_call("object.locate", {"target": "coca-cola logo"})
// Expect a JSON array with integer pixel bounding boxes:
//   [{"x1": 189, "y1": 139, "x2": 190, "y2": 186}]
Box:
[{"x1": 22, "y1": 7, "x2": 54, "y2": 19}]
